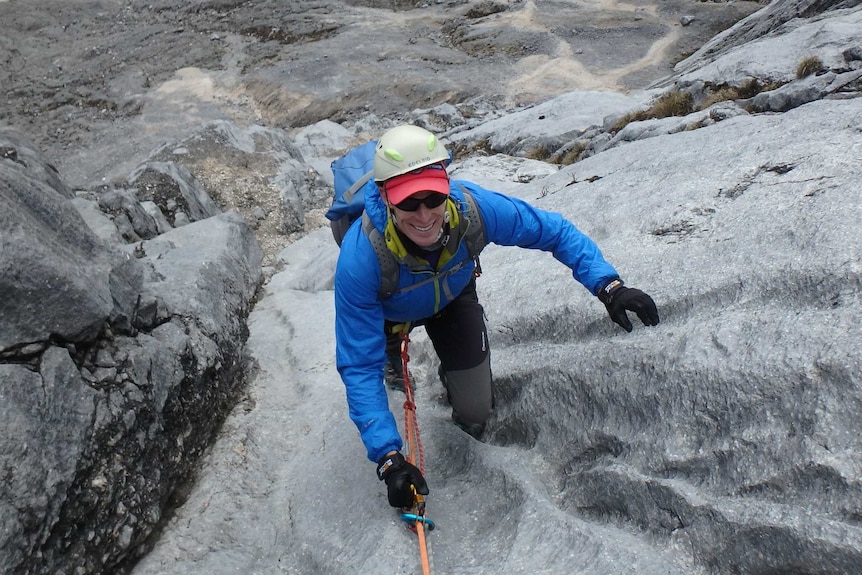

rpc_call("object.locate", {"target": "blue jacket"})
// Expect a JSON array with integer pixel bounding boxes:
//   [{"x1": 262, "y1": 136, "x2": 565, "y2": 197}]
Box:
[{"x1": 334, "y1": 179, "x2": 619, "y2": 462}]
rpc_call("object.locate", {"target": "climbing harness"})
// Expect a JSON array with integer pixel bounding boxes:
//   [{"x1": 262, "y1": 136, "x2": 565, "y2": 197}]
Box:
[{"x1": 398, "y1": 334, "x2": 435, "y2": 575}]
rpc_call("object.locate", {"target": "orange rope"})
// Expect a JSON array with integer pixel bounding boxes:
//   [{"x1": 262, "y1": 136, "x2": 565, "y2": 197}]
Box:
[
  {"x1": 399, "y1": 334, "x2": 432, "y2": 575},
  {"x1": 416, "y1": 521, "x2": 430, "y2": 574},
  {"x1": 400, "y1": 335, "x2": 425, "y2": 474}
]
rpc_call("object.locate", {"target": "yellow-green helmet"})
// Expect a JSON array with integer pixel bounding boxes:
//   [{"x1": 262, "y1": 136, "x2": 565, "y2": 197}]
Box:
[{"x1": 373, "y1": 125, "x2": 450, "y2": 183}]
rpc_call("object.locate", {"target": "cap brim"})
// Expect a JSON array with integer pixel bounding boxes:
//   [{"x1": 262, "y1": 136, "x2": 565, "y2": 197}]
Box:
[{"x1": 385, "y1": 169, "x2": 451, "y2": 205}]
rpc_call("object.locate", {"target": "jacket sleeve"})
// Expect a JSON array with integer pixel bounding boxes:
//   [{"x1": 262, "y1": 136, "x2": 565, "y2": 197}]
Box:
[
  {"x1": 460, "y1": 182, "x2": 620, "y2": 295},
  {"x1": 334, "y1": 225, "x2": 403, "y2": 463}
]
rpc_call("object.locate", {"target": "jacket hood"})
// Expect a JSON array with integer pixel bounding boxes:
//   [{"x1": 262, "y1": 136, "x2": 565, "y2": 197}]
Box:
[{"x1": 364, "y1": 182, "x2": 389, "y2": 235}]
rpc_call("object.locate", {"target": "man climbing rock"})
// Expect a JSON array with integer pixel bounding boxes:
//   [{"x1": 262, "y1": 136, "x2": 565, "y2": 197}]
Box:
[{"x1": 333, "y1": 124, "x2": 659, "y2": 508}]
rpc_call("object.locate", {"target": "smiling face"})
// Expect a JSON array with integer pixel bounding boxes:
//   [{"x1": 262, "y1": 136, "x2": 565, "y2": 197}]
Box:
[{"x1": 386, "y1": 191, "x2": 448, "y2": 247}]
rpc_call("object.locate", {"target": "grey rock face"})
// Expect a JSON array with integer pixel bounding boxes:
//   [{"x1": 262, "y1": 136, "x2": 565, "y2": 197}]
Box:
[
  {"x1": 98, "y1": 188, "x2": 163, "y2": 241},
  {"x1": 138, "y1": 121, "x2": 332, "y2": 265},
  {"x1": 0, "y1": 131, "x2": 263, "y2": 575},
  {"x1": 0, "y1": 138, "x2": 125, "y2": 351},
  {"x1": 0, "y1": 0, "x2": 760, "y2": 189},
  {"x1": 0, "y1": 131, "x2": 72, "y2": 199},
  {"x1": 0, "y1": 350, "x2": 99, "y2": 573}
]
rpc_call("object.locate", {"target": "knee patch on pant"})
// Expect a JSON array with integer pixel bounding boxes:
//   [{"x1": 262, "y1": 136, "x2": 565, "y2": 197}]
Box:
[{"x1": 442, "y1": 354, "x2": 493, "y2": 426}]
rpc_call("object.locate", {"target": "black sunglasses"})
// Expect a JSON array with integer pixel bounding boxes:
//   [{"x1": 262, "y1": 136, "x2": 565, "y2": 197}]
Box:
[{"x1": 394, "y1": 193, "x2": 448, "y2": 212}]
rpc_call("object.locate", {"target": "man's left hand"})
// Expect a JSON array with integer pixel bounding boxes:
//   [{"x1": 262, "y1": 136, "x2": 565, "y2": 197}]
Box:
[{"x1": 598, "y1": 279, "x2": 659, "y2": 332}]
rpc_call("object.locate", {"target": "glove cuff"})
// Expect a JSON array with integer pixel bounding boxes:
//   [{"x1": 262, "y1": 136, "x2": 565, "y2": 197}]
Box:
[
  {"x1": 376, "y1": 451, "x2": 406, "y2": 481},
  {"x1": 598, "y1": 278, "x2": 624, "y2": 304}
]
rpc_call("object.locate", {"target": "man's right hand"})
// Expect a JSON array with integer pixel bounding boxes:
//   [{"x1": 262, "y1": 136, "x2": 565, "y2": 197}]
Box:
[{"x1": 377, "y1": 451, "x2": 429, "y2": 508}]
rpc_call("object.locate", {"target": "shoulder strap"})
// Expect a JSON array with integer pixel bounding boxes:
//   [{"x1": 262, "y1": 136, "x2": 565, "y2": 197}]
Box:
[
  {"x1": 456, "y1": 185, "x2": 487, "y2": 260},
  {"x1": 345, "y1": 169, "x2": 374, "y2": 204},
  {"x1": 362, "y1": 213, "x2": 400, "y2": 300}
]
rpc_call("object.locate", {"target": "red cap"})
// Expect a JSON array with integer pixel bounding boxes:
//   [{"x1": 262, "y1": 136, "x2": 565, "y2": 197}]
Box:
[{"x1": 384, "y1": 166, "x2": 450, "y2": 205}]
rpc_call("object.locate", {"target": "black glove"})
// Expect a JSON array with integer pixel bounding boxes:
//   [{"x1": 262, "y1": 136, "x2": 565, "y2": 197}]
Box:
[
  {"x1": 598, "y1": 279, "x2": 660, "y2": 332},
  {"x1": 377, "y1": 451, "x2": 429, "y2": 508}
]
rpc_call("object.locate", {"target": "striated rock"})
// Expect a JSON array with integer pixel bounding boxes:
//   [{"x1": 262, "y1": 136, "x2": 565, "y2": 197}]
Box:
[
  {"x1": 670, "y1": 0, "x2": 862, "y2": 79},
  {"x1": 670, "y1": 1, "x2": 862, "y2": 87},
  {"x1": 446, "y1": 91, "x2": 653, "y2": 158},
  {"x1": 744, "y1": 68, "x2": 862, "y2": 112},
  {"x1": 2, "y1": 1, "x2": 861, "y2": 574},
  {"x1": 131, "y1": 7, "x2": 862, "y2": 575}
]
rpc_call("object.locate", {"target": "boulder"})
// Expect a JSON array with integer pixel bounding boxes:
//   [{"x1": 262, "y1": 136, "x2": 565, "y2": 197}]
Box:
[{"x1": 0, "y1": 130, "x2": 264, "y2": 575}]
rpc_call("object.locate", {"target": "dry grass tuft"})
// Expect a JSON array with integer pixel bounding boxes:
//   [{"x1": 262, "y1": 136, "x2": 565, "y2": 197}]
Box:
[
  {"x1": 450, "y1": 137, "x2": 493, "y2": 162},
  {"x1": 796, "y1": 55, "x2": 824, "y2": 78},
  {"x1": 525, "y1": 145, "x2": 554, "y2": 162},
  {"x1": 557, "y1": 142, "x2": 587, "y2": 166},
  {"x1": 611, "y1": 91, "x2": 693, "y2": 133},
  {"x1": 701, "y1": 86, "x2": 742, "y2": 109}
]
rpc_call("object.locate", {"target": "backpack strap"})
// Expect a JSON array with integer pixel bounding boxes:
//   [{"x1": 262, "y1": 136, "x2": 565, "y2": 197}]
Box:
[
  {"x1": 455, "y1": 185, "x2": 487, "y2": 276},
  {"x1": 362, "y1": 213, "x2": 401, "y2": 300},
  {"x1": 346, "y1": 170, "x2": 374, "y2": 205}
]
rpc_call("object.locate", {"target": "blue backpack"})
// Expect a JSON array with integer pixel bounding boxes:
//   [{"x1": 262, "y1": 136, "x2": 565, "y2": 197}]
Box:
[
  {"x1": 326, "y1": 140, "x2": 487, "y2": 299},
  {"x1": 326, "y1": 140, "x2": 378, "y2": 246}
]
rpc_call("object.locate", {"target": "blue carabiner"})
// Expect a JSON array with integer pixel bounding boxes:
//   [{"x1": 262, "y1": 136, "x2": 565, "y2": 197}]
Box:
[{"x1": 400, "y1": 513, "x2": 436, "y2": 531}]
